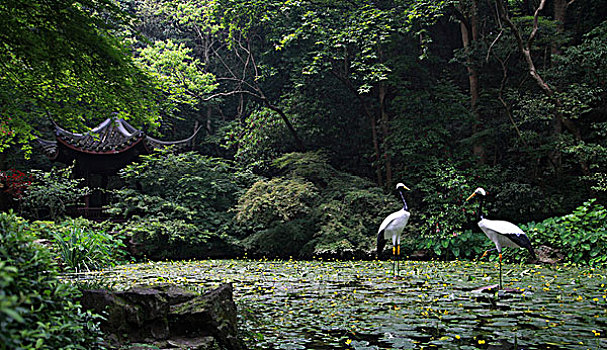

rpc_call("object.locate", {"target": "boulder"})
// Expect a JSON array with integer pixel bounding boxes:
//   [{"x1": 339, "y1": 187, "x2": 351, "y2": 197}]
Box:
[
  {"x1": 80, "y1": 283, "x2": 246, "y2": 350},
  {"x1": 535, "y1": 244, "x2": 564, "y2": 264}
]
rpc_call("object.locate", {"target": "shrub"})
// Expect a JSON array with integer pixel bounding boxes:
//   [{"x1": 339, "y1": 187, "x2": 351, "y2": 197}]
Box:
[
  {"x1": 404, "y1": 231, "x2": 492, "y2": 261},
  {"x1": 0, "y1": 211, "x2": 104, "y2": 349},
  {"x1": 235, "y1": 178, "x2": 319, "y2": 227},
  {"x1": 416, "y1": 160, "x2": 477, "y2": 241},
  {"x1": 0, "y1": 168, "x2": 31, "y2": 199},
  {"x1": 28, "y1": 218, "x2": 129, "y2": 272},
  {"x1": 109, "y1": 149, "x2": 254, "y2": 259},
  {"x1": 53, "y1": 224, "x2": 127, "y2": 272},
  {"x1": 505, "y1": 199, "x2": 607, "y2": 265},
  {"x1": 19, "y1": 165, "x2": 89, "y2": 220},
  {"x1": 235, "y1": 152, "x2": 394, "y2": 258}
]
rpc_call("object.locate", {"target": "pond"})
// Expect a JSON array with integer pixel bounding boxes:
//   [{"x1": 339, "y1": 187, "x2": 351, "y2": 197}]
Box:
[{"x1": 76, "y1": 259, "x2": 606, "y2": 349}]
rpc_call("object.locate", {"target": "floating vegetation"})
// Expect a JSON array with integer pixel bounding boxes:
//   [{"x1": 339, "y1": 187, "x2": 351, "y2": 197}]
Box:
[{"x1": 70, "y1": 259, "x2": 607, "y2": 349}]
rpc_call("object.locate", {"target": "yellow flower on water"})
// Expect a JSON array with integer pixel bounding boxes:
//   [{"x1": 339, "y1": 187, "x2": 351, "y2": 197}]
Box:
[
  {"x1": 345, "y1": 339, "x2": 352, "y2": 345},
  {"x1": 455, "y1": 335, "x2": 461, "y2": 340},
  {"x1": 478, "y1": 339, "x2": 486, "y2": 344}
]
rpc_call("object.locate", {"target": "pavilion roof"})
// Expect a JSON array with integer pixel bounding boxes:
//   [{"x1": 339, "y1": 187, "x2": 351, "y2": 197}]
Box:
[{"x1": 37, "y1": 118, "x2": 199, "y2": 159}]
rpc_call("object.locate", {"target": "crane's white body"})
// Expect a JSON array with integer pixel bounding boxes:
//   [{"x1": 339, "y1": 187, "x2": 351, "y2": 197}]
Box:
[
  {"x1": 376, "y1": 183, "x2": 410, "y2": 276},
  {"x1": 378, "y1": 208, "x2": 410, "y2": 246},
  {"x1": 478, "y1": 218, "x2": 526, "y2": 252},
  {"x1": 466, "y1": 186, "x2": 536, "y2": 289}
]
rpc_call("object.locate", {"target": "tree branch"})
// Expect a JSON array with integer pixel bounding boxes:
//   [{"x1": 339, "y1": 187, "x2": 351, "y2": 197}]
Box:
[{"x1": 527, "y1": 0, "x2": 547, "y2": 48}]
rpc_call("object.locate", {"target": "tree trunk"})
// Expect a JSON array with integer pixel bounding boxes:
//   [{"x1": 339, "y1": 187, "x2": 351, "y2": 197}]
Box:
[
  {"x1": 359, "y1": 95, "x2": 383, "y2": 187},
  {"x1": 378, "y1": 82, "x2": 392, "y2": 187},
  {"x1": 458, "y1": 1, "x2": 485, "y2": 163},
  {"x1": 206, "y1": 107, "x2": 213, "y2": 135}
]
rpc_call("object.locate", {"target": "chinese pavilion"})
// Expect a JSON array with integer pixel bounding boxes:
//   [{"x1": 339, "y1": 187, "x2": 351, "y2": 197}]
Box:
[{"x1": 37, "y1": 117, "x2": 200, "y2": 217}]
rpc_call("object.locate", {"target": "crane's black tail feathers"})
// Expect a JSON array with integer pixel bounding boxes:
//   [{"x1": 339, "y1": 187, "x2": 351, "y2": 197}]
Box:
[
  {"x1": 503, "y1": 232, "x2": 536, "y2": 260},
  {"x1": 518, "y1": 235, "x2": 537, "y2": 260},
  {"x1": 376, "y1": 230, "x2": 386, "y2": 258}
]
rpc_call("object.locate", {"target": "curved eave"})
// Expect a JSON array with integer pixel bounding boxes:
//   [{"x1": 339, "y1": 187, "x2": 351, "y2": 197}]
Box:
[
  {"x1": 56, "y1": 135, "x2": 145, "y2": 155},
  {"x1": 143, "y1": 125, "x2": 202, "y2": 153},
  {"x1": 35, "y1": 138, "x2": 59, "y2": 160}
]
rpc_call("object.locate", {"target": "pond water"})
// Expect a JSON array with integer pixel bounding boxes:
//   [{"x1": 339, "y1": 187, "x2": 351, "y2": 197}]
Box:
[{"x1": 77, "y1": 259, "x2": 606, "y2": 349}]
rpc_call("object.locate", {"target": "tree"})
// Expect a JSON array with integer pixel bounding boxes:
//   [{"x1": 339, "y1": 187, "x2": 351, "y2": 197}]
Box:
[
  {"x1": 454, "y1": 0, "x2": 485, "y2": 162},
  {"x1": 494, "y1": 0, "x2": 584, "y2": 174},
  {"x1": 242, "y1": 0, "x2": 448, "y2": 186},
  {"x1": 0, "y1": 0, "x2": 160, "y2": 157}
]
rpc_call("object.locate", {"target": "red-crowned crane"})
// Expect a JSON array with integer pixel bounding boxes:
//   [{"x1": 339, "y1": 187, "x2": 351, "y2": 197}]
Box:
[
  {"x1": 377, "y1": 183, "x2": 410, "y2": 276},
  {"x1": 466, "y1": 187, "x2": 536, "y2": 289}
]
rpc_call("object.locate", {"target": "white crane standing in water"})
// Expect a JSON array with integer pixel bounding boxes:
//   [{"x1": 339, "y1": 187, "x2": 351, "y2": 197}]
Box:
[
  {"x1": 377, "y1": 183, "x2": 411, "y2": 276},
  {"x1": 466, "y1": 187, "x2": 536, "y2": 289}
]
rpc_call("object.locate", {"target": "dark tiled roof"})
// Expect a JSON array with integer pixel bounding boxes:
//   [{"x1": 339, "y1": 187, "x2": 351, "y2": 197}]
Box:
[
  {"x1": 37, "y1": 118, "x2": 199, "y2": 156},
  {"x1": 36, "y1": 138, "x2": 59, "y2": 160},
  {"x1": 55, "y1": 118, "x2": 144, "y2": 154}
]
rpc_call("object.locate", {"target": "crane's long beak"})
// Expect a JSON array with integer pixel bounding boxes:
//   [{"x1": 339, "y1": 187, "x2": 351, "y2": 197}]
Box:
[
  {"x1": 402, "y1": 185, "x2": 410, "y2": 191},
  {"x1": 465, "y1": 193, "x2": 476, "y2": 201}
]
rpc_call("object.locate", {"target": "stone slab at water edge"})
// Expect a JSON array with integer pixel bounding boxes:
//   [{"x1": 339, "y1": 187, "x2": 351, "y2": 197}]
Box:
[{"x1": 79, "y1": 283, "x2": 247, "y2": 350}]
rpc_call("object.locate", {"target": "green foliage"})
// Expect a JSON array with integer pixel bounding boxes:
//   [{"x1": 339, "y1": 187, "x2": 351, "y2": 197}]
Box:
[
  {"x1": 404, "y1": 230, "x2": 491, "y2": 261},
  {"x1": 241, "y1": 218, "x2": 317, "y2": 258},
  {"x1": 236, "y1": 178, "x2": 318, "y2": 227},
  {"x1": 0, "y1": 212, "x2": 104, "y2": 349},
  {"x1": 416, "y1": 160, "x2": 476, "y2": 240},
  {"x1": 27, "y1": 218, "x2": 130, "y2": 272},
  {"x1": 505, "y1": 199, "x2": 607, "y2": 265},
  {"x1": 110, "y1": 149, "x2": 254, "y2": 259},
  {"x1": 313, "y1": 188, "x2": 394, "y2": 257},
  {"x1": 19, "y1": 166, "x2": 90, "y2": 221},
  {"x1": 231, "y1": 108, "x2": 292, "y2": 171},
  {"x1": 50, "y1": 218, "x2": 128, "y2": 272},
  {"x1": 557, "y1": 21, "x2": 607, "y2": 192},
  {"x1": 389, "y1": 80, "x2": 472, "y2": 169},
  {"x1": 235, "y1": 152, "x2": 393, "y2": 258},
  {"x1": 135, "y1": 39, "x2": 218, "y2": 113},
  {"x1": 0, "y1": 0, "x2": 160, "y2": 157}
]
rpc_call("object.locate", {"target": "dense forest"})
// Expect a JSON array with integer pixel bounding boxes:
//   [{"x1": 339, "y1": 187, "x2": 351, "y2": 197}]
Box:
[{"x1": 1, "y1": 0, "x2": 607, "y2": 260}]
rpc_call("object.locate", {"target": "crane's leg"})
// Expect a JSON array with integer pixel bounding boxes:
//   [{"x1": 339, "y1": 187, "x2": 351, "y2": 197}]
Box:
[
  {"x1": 481, "y1": 248, "x2": 497, "y2": 259},
  {"x1": 396, "y1": 235, "x2": 401, "y2": 277},
  {"x1": 499, "y1": 253, "x2": 503, "y2": 290},
  {"x1": 392, "y1": 235, "x2": 399, "y2": 277},
  {"x1": 392, "y1": 245, "x2": 396, "y2": 276},
  {"x1": 397, "y1": 244, "x2": 400, "y2": 276}
]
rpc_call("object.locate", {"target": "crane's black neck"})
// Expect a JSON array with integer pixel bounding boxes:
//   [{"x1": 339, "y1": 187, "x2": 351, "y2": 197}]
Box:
[
  {"x1": 477, "y1": 196, "x2": 485, "y2": 220},
  {"x1": 398, "y1": 190, "x2": 409, "y2": 211}
]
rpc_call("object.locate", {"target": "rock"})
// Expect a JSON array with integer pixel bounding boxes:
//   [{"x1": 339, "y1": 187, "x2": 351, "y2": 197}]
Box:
[
  {"x1": 168, "y1": 336, "x2": 220, "y2": 349},
  {"x1": 169, "y1": 284, "x2": 244, "y2": 350},
  {"x1": 80, "y1": 283, "x2": 246, "y2": 350},
  {"x1": 80, "y1": 287, "x2": 170, "y2": 342},
  {"x1": 409, "y1": 249, "x2": 430, "y2": 260},
  {"x1": 535, "y1": 245, "x2": 564, "y2": 264}
]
